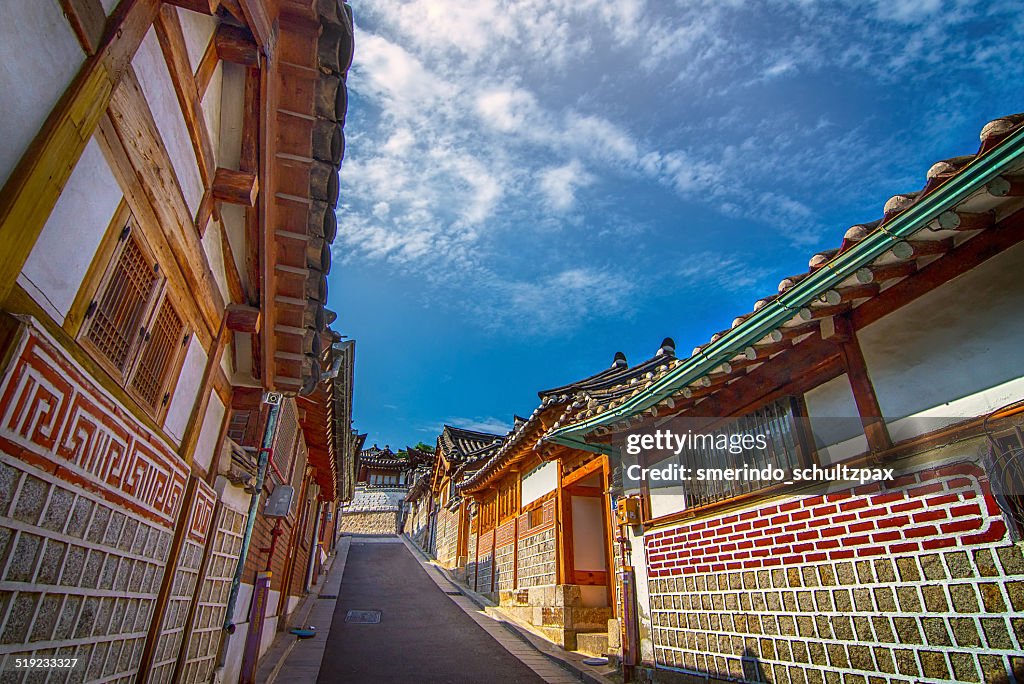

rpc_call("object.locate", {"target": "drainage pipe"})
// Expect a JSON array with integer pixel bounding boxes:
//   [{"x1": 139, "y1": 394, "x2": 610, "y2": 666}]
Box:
[{"x1": 223, "y1": 400, "x2": 282, "y2": 632}]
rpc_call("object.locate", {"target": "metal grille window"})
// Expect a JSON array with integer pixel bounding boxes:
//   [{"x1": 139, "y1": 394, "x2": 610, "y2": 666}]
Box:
[
  {"x1": 79, "y1": 221, "x2": 189, "y2": 420},
  {"x1": 650, "y1": 396, "x2": 810, "y2": 512}
]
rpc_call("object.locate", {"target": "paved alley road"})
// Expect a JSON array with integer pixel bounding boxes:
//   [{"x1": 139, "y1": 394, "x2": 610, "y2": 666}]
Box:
[{"x1": 316, "y1": 539, "x2": 546, "y2": 684}]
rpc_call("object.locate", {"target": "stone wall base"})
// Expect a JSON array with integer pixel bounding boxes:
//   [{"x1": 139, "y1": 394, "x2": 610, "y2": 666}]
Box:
[{"x1": 338, "y1": 511, "x2": 401, "y2": 536}]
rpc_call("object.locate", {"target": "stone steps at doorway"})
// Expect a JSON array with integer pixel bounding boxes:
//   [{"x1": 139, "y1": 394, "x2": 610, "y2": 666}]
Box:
[{"x1": 575, "y1": 631, "x2": 608, "y2": 658}]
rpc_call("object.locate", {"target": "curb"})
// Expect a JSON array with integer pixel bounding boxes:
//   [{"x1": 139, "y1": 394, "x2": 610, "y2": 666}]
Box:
[{"x1": 399, "y1": 535, "x2": 616, "y2": 684}]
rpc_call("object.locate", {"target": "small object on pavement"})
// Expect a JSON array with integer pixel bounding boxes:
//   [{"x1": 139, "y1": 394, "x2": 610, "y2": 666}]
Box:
[
  {"x1": 582, "y1": 657, "x2": 609, "y2": 666},
  {"x1": 290, "y1": 627, "x2": 316, "y2": 639}
]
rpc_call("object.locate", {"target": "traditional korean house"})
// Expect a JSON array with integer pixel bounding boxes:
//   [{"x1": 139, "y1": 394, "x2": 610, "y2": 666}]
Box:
[
  {"x1": 0, "y1": 1, "x2": 355, "y2": 682},
  {"x1": 337, "y1": 445, "x2": 417, "y2": 535},
  {"x1": 426, "y1": 426, "x2": 504, "y2": 574},
  {"x1": 402, "y1": 445, "x2": 438, "y2": 548},
  {"x1": 456, "y1": 344, "x2": 678, "y2": 654},
  {"x1": 545, "y1": 112, "x2": 1024, "y2": 683}
]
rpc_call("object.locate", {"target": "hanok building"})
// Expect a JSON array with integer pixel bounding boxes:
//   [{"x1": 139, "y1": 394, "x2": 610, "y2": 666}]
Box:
[
  {"x1": 426, "y1": 425, "x2": 504, "y2": 575},
  {"x1": 401, "y1": 445, "x2": 438, "y2": 549},
  {"x1": 545, "y1": 113, "x2": 1024, "y2": 683},
  {"x1": 455, "y1": 342, "x2": 679, "y2": 655},
  {"x1": 0, "y1": 1, "x2": 356, "y2": 682},
  {"x1": 337, "y1": 445, "x2": 417, "y2": 536}
]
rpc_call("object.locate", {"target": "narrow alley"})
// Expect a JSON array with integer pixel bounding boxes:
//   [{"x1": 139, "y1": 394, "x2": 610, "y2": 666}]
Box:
[{"x1": 266, "y1": 536, "x2": 599, "y2": 684}]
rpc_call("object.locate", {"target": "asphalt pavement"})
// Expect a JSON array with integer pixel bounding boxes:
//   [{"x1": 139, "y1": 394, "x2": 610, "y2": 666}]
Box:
[{"x1": 316, "y1": 540, "x2": 546, "y2": 684}]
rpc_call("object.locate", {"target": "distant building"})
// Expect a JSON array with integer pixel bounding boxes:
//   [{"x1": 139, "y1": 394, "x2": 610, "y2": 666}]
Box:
[{"x1": 338, "y1": 445, "x2": 418, "y2": 535}]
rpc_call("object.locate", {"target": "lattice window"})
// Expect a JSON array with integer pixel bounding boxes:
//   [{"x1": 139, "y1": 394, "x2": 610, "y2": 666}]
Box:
[
  {"x1": 79, "y1": 221, "x2": 189, "y2": 421},
  {"x1": 129, "y1": 297, "x2": 184, "y2": 413},
  {"x1": 83, "y1": 229, "x2": 159, "y2": 377}
]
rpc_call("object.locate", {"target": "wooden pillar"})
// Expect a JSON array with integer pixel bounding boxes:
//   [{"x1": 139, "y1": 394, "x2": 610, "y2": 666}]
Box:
[{"x1": 834, "y1": 315, "x2": 893, "y2": 452}]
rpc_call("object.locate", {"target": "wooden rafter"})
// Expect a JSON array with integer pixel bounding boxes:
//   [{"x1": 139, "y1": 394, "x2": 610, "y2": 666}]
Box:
[
  {"x1": 833, "y1": 315, "x2": 892, "y2": 452},
  {"x1": 59, "y1": 0, "x2": 107, "y2": 54}
]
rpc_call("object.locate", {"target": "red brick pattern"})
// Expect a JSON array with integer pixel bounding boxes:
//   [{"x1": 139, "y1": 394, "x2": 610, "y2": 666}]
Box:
[{"x1": 646, "y1": 463, "x2": 1005, "y2": 577}]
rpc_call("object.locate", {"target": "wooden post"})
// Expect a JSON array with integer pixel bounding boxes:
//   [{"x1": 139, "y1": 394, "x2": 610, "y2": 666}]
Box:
[{"x1": 834, "y1": 315, "x2": 892, "y2": 453}]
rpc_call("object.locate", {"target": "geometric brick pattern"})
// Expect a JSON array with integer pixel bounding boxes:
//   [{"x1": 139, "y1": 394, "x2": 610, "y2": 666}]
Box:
[
  {"x1": 645, "y1": 463, "x2": 1024, "y2": 683},
  {"x1": 177, "y1": 503, "x2": 246, "y2": 683},
  {"x1": 0, "y1": 453, "x2": 172, "y2": 682},
  {"x1": 476, "y1": 530, "x2": 494, "y2": 593}
]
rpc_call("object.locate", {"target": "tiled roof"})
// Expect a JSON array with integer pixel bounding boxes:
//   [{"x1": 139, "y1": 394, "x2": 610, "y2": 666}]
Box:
[
  {"x1": 438, "y1": 425, "x2": 504, "y2": 463},
  {"x1": 458, "y1": 345, "x2": 672, "y2": 492},
  {"x1": 546, "y1": 112, "x2": 1024, "y2": 442}
]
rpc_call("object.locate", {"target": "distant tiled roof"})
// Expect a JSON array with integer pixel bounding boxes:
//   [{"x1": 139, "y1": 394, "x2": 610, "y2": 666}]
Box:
[
  {"x1": 359, "y1": 445, "x2": 413, "y2": 470},
  {"x1": 439, "y1": 425, "x2": 504, "y2": 463},
  {"x1": 546, "y1": 112, "x2": 1024, "y2": 441}
]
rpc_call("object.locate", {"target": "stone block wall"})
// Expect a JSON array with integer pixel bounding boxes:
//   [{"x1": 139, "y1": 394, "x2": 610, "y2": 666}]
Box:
[
  {"x1": 642, "y1": 461, "x2": 1024, "y2": 683},
  {"x1": 466, "y1": 531, "x2": 478, "y2": 586},
  {"x1": 437, "y1": 506, "x2": 459, "y2": 568},
  {"x1": 517, "y1": 524, "x2": 556, "y2": 588},
  {"x1": 477, "y1": 529, "x2": 494, "y2": 593},
  {"x1": 338, "y1": 510, "x2": 401, "y2": 536},
  {"x1": 494, "y1": 519, "x2": 517, "y2": 591}
]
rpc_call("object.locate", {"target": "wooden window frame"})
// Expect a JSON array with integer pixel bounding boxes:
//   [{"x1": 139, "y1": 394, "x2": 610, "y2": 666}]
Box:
[{"x1": 77, "y1": 215, "x2": 190, "y2": 423}]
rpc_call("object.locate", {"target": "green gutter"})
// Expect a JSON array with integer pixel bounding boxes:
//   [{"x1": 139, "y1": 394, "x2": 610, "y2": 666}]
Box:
[{"x1": 549, "y1": 125, "x2": 1024, "y2": 448}]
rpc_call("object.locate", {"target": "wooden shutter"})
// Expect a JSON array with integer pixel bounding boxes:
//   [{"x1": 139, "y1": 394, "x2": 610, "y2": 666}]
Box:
[
  {"x1": 129, "y1": 296, "x2": 184, "y2": 413},
  {"x1": 84, "y1": 231, "x2": 160, "y2": 375}
]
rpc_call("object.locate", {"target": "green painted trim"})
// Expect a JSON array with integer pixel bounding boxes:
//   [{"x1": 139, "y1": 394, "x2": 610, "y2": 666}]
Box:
[{"x1": 549, "y1": 125, "x2": 1024, "y2": 447}]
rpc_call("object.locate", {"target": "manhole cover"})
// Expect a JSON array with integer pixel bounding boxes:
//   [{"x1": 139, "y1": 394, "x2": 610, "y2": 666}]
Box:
[{"x1": 345, "y1": 610, "x2": 381, "y2": 624}]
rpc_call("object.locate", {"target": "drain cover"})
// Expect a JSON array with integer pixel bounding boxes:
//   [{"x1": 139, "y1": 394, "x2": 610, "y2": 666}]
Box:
[
  {"x1": 318, "y1": 594, "x2": 338, "y2": 599},
  {"x1": 345, "y1": 610, "x2": 381, "y2": 624},
  {"x1": 444, "y1": 590, "x2": 461, "y2": 595}
]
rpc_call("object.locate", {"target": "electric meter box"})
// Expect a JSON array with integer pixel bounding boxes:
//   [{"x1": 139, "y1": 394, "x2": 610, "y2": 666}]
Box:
[{"x1": 264, "y1": 485, "x2": 295, "y2": 518}]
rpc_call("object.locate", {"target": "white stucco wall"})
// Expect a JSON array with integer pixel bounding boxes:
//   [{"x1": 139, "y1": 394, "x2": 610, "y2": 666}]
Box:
[
  {"x1": 132, "y1": 28, "x2": 204, "y2": 214},
  {"x1": 520, "y1": 461, "x2": 557, "y2": 506},
  {"x1": 0, "y1": 2, "x2": 84, "y2": 189},
  {"x1": 202, "y1": 221, "x2": 231, "y2": 303},
  {"x1": 859, "y1": 239, "x2": 1024, "y2": 441},
  {"x1": 193, "y1": 391, "x2": 227, "y2": 473},
  {"x1": 19, "y1": 138, "x2": 121, "y2": 324},
  {"x1": 803, "y1": 373, "x2": 868, "y2": 464},
  {"x1": 164, "y1": 337, "x2": 208, "y2": 443},
  {"x1": 176, "y1": 6, "x2": 216, "y2": 72}
]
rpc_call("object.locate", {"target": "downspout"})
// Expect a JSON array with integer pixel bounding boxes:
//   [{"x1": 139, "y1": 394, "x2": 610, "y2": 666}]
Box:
[
  {"x1": 223, "y1": 400, "x2": 282, "y2": 634},
  {"x1": 304, "y1": 499, "x2": 324, "y2": 592}
]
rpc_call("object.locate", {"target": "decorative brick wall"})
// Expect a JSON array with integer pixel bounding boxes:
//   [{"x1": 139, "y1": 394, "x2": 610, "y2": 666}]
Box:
[
  {"x1": 495, "y1": 519, "x2": 517, "y2": 591},
  {"x1": 477, "y1": 529, "x2": 494, "y2": 593},
  {"x1": 643, "y1": 462, "x2": 1024, "y2": 683},
  {"x1": 467, "y1": 530, "x2": 478, "y2": 587},
  {"x1": 517, "y1": 525, "x2": 556, "y2": 588},
  {"x1": 437, "y1": 506, "x2": 459, "y2": 568}
]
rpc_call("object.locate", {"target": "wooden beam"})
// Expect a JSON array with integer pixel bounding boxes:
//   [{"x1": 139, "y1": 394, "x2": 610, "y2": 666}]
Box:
[
  {"x1": 59, "y1": 0, "x2": 107, "y2": 54},
  {"x1": 931, "y1": 210, "x2": 994, "y2": 232},
  {"x1": 854, "y1": 261, "x2": 918, "y2": 284},
  {"x1": 165, "y1": 0, "x2": 219, "y2": 14},
  {"x1": 154, "y1": 5, "x2": 216, "y2": 187},
  {"x1": 231, "y1": 386, "x2": 263, "y2": 410},
  {"x1": 0, "y1": 0, "x2": 159, "y2": 304},
  {"x1": 853, "y1": 208, "x2": 1024, "y2": 329},
  {"x1": 105, "y1": 70, "x2": 226, "y2": 337},
  {"x1": 225, "y1": 303, "x2": 261, "y2": 333},
  {"x1": 212, "y1": 167, "x2": 259, "y2": 205},
  {"x1": 219, "y1": 222, "x2": 248, "y2": 303},
  {"x1": 195, "y1": 31, "x2": 220, "y2": 98},
  {"x1": 833, "y1": 315, "x2": 892, "y2": 452},
  {"x1": 215, "y1": 24, "x2": 260, "y2": 66},
  {"x1": 236, "y1": 0, "x2": 274, "y2": 56}
]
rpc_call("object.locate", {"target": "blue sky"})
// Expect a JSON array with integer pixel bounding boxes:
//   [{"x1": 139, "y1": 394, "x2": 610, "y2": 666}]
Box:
[{"x1": 331, "y1": 0, "x2": 1023, "y2": 448}]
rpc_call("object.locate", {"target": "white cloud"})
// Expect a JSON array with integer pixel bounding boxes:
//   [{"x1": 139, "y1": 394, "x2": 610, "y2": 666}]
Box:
[{"x1": 538, "y1": 160, "x2": 594, "y2": 212}]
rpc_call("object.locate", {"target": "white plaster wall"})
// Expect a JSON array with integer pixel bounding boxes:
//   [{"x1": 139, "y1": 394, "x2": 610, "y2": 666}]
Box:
[
  {"x1": 648, "y1": 488, "x2": 687, "y2": 519},
  {"x1": 19, "y1": 138, "x2": 121, "y2": 324},
  {"x1": 193, "y1": 392, "x2": 227, "y2": 473},
  {"x1": 632, "y1": 527, "x2": 654, "y2": 663},
  {"x1": 101, "y1": 0, "x2": 119, "y2": 15},
  {"x1": 215, "y1": 475, "x2": 252, "y2": 513},
  {"x1": 202, "y1": 63, "x2": 223, "y2": 167},
  {"x1": 218, "y1": 63, "x2": 246, "y2": 170},
  {"x1": 859, "y1": 240, "x2": 1024, "y2": 439},
  {"x1": 803, "y1": 373, "x2": 868, "y2": 465},
  {"x1": 132, "y1": 28, "x2": 204, "y2": 214},
  {"x1": 521, "y1": 461, "x2": 557, "y2": 506},
  {"x1": 571, "y1": 496, "x2": 607, "y2": 572},
  {"x1": 0, "y1": 2, "x2": 84, "y2": 189},
  {"x1": 176, "y1": 6, "x2": 216, "y2": 72},
  {"x1": 164, "y1": 337, "x2": 208, "y2": 443},
  {"x1": 202, "y1": 221, "x2": 231, "y2": 304}
]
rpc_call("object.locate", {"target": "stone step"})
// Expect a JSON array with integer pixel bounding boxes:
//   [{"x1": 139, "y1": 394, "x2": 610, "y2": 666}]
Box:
[{"x1": 575, "y1": 631, "x2": 608, "y2": 657}]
